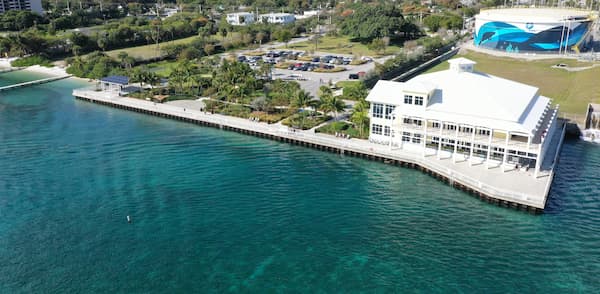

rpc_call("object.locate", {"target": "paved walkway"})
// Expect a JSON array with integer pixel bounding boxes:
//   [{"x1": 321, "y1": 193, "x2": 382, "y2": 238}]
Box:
[{"x1": 73, "y1": 88, "x2": 561, "y2": 209}]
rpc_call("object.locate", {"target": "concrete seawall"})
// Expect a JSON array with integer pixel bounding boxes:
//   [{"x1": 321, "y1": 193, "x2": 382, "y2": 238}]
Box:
[{"x1": 74, "y1": 89, "x2": 564, "y2": 213}]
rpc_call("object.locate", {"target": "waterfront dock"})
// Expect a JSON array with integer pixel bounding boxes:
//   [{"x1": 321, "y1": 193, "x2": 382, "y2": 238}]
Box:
[
  {"x1": 0, "y1": 75, "x2": 71, "y2": 92},
  {"x1": 73, "y1": 88, "x2": 565, "y2": 213}
]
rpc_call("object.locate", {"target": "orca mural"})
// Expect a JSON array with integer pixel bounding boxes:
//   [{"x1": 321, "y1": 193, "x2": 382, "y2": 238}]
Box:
[{"x1": 474, "y1": 20, "x2": 591, "y2": 52}]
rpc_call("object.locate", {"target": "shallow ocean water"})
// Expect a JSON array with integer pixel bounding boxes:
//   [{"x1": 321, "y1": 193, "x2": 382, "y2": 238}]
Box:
[{"x1": 0, "y1": 77, "x2": 599, "y2": 292}]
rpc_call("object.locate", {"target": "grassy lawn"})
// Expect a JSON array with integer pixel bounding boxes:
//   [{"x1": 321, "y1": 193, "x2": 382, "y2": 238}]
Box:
[
  {"x1": 104, "y1": 35, "x2": 201, "y2": 60},
  {"x1": 284, "y1": 35, "x2": 402, "y2": 57},
  {"x1": 104, "y1": 32, "x2": 245, "y2": 61},
  {"x1": 335, "y1": 80, "x2": 362, "y2": 89},
  {"x1": 316, "y1": 121, "x2": 368, "y2": 139},
  {"x1": 281, "y1": 111, "x2": 331, "y2": 130},
  {"x1": 425, "y1": 50, "x2": 600, "y2": 118},
  {"x1": 141, "y1": 60, "x2": 180, "y2": 76}
]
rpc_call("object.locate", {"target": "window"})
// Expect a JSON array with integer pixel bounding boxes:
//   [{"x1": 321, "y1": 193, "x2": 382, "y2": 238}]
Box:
[
  {"x1": 432, "y1": 122, "x2": 440, "y2": 128},
  {"x1": 414, "y1": 119, "x2": 422, "y2": 126},
  {"x1": 402, "y1": 132, "x2": 411, "y2": 142},
  {"x1": 385, "y1": 105, "x2": 395, "y2": 120},
  {"x1": 478, "y1": 129, "x2": 491, "y2": 136},
  {"x1": 403, "y1": 118, "x2": 411, "y2": 124},
  {"x1": 445, "y1": 124, "x2": 457, "y2": 131},
  {"x1": 404, "y1": 95, "x2": 413, "y2": 104},
  {"x1": 412, "y1": 133, "x2": 422, "y2": 143},
  {"x1": 414, "y1": 96, "x2": 424, "y2": 106},
  {"x1": 372, "y1": 103, "x2": 383, "y2": 118},
  {"x1": 462, "y1": 127, "x2": 473, "y2": 133},
  {"x1": 384, "y1": 126, "x2": 391, "y2": 136},
  {"x1": 372, "y1": 124, "x2": 383, "y2": 135}
]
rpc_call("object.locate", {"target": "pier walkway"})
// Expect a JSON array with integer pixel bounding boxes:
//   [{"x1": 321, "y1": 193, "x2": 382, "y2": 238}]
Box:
[
  {"x1": 0, "y1": 75, "x2": 71, "y2": 92},
  {"x1": 73, "y1": 89, "x2": 565, "y2": 212}
]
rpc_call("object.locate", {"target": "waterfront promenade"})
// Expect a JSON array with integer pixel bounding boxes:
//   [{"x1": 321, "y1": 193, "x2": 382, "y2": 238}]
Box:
[{"x1": 73, "y1": 88, "x2": 564, "y2": 212}]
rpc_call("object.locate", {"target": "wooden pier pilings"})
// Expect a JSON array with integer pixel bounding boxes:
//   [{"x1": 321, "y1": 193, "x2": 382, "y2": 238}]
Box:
[{"x1": 74, "y1": 94, "x2": 545, "y2": 214}]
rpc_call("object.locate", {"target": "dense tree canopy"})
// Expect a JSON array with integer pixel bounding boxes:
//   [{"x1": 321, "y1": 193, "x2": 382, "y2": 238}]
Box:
[
  {"x1": 338, "y1": 4, "x2": 415, "y2": 42},
  {"x1": 0, "y1": 10, "x2": 45, "y2": 31}
]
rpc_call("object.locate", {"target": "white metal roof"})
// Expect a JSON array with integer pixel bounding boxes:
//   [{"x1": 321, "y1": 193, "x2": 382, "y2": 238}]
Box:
[
  {"x1": 367, "y1": 58, "x2": 551, "y2": 135},
  {"x1": 410, "y1": 69, "x2": 539, "y2": 123}
]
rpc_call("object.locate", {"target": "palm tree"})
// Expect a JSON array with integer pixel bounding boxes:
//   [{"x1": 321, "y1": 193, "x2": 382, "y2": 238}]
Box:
[
  {"x1": 318, "y1": 85, "x2": 345, "y2": 120},
  {"x1": 351, "y1": 99, "x2": 370, "y2": 138},
  {"x1": 292, "y1": 89, "x2": 313, "y2": 129},
  {"x1": 145, "y1": 72, "x2": 160, "y2": 90},
  {"x1": 319, "y1": 95, "x2": 345, "y2": 121}
]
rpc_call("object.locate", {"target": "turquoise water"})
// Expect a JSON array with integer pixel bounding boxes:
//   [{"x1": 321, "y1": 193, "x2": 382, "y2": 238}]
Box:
[
  {"x1": 0, "y1": 70, "x2": 51, "y2": 87},
  {"x1": 1, "y1": 77, "x2": 600, "y2": 292}
]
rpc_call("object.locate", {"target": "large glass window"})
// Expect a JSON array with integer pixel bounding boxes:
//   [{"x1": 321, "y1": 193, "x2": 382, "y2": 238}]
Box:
[
  {"x1": 384, "y1": 126, "x2": 391, "y2": 136},
  {"x1": 404, "y1": 95, "x2": 413, "y2": 104},
  {"x1": 372, "y1": 103, "x2": 383, "y2": 118},
  {"x1": 372, "y1": 124, "x2": 383, "y2": 135},
  {"x1": 414, "y1": 96, "x2": 424, "y2": 106},
  {"x1": 384, "y1": 105, "x2": 395, "y2": 120}
]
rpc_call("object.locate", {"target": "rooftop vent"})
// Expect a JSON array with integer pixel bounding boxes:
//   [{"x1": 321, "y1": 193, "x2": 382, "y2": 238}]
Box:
[{"x1": 448, "y1": 57, "x2": 476, "y2": 73}]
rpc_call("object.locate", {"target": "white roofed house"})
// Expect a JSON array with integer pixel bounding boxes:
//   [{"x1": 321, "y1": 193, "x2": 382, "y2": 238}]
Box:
[
  {"x1": 366, "y1": 58, "x2": 560, "y2": 178},
  {"x1": 259, "y1": 13, "x2": 295, "y2": 24},
  {"x1": 226, "y1": 12, "x2": 255, "y2": 26}
]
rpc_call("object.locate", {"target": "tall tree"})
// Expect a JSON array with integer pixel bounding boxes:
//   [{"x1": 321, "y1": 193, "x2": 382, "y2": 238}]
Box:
[{"x1": 350, "y1": 98, "x2": 370, "y2": 138}]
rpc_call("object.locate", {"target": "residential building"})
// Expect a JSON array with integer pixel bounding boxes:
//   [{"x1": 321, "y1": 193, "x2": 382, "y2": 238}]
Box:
[
  {"x1": 0, "y1": 0, "x2": 42, "y2": 14},
  {"x1": 259, "y1": 13, "x2": 295, "y2": 24},
  {"x1": 226, "y1": 12, "x2": 255, "y2": 26},
  {"x1": 366, "y1": 58, "x2": 559, "y2": 177}
]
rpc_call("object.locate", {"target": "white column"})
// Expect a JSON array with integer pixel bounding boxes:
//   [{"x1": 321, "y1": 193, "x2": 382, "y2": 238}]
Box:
[
  {"x1": 485, "y1": 129, "x2": 493, "y2": 168},
  {"x1": 502, "y1": 131, "x2": 510, "y2": 172},
  {"x1": 452, "y1": 125, "x2": 459, "y2": 163},
  {"x1": 469, "y1": 126, "x2": 476, "y2": 165},
  {"x1": 437, "y1": 122, "x2": 443, "y2": 159},
  {"x1": 534, "y1": 142, "x2": 542, "y2": 178},
  {"x1": 422, "y1": 119, "x2": 428, "y2": 157},
  {"x1": 389, "y1": 120, "x2": 394, "y2": 150},
  {"x1": 398, "y1": 116, "x2": 404, "y2": 150},
  {"x1": 527, "y1": 135, "x2": 532, "y2": 151}
]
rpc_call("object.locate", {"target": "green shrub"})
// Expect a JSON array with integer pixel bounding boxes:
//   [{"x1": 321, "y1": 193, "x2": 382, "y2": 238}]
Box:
[
  {"x1": 316, "y1": 121, "x2": 368, "y2": 139},
  {"x1": 313, "y1": 67, "x2": 346, "y2": 73},
  {"x1": 281, "y1": 111, "x2": 331, "y2": 130},
  {"x1": 11, "y1": 55, "x2": 53, "y2": 67}
]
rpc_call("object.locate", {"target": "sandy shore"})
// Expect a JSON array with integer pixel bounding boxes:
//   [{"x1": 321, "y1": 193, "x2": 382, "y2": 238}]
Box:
[
  {"x1": 17, "y1": 64, "x2": 91, "y2": 83},
  {"x1": 21, "y1": 65, "x2": 69, "y2": 76},
  {"x1": 0, "y1": 57, "x2": 18, "y2": 68}
]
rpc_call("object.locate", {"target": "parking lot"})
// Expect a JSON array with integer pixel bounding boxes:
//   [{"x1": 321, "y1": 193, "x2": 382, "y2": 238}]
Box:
[{"x1": 236, "y1": 50, "x2": 389, "y2": 97}]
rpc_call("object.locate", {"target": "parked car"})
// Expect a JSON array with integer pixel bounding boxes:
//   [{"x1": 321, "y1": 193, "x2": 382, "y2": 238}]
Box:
[
  {"x1": 237, "y1": 55, "x2": 247, "y2": 62},
  {"x1": 348, "y1": 73, "x2": 359, "y2": 79}
]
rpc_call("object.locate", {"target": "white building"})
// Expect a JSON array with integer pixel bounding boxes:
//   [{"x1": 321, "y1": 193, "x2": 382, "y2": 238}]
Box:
[
  {"x1": 259, "y1": 13, "x2": 295, "y2": 24},
  {"x1": 295, "y1": 10, "x2": 320, "y2": 20},
  {"x1": 0, "y1": 0, "x2": 42, "y2": 14},
  {"x1": 366, "y1": 58, "x2": 559, "y2": 177},
  {"x1": 226, "y1": 12, "x2": 255, "y2": 26}
]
